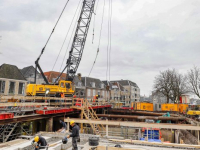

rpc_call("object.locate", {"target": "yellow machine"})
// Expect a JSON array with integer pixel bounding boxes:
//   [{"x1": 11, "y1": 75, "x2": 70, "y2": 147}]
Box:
[
  {"x1": 187, "y1": 105, "x2": 200, "y2": 116},
  {"x1": 131, "y1": 102, "x2": 153, "y2": 111},
  {"x1": 26, "y1": 80, "x2": 74, "y2": 97},
  {"x1": 187, "y1": 110, "x2": 200, "y2": 116},
  {"x1": 178, "y1": 104, "x2": 188, "y2": 113},
  {"x1": 161, "y1": 103, "x2": 188, "y2": 113},
  {"x1": 161, "y1": 104, "x2": 178, "y2": 112}
]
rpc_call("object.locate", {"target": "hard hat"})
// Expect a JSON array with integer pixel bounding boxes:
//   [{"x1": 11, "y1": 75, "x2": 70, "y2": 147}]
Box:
[
  {"x1": 96, "y1": 95, "x2": 98, "y2": 97},
  {"x1": 34, "y1": 136, "x2": 39, "y2": 142},
  {"x1": 70, "y1": 120, "x2": 75, "y2": 125}
]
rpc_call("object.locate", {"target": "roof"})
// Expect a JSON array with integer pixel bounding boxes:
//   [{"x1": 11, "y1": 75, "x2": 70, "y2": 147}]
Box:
[
  {"x1": 81, "y1": 77, "x2": 105, "y2": 89},
  {"x1": 110, "y1": 81, "x2": 125, "y2": 91},
  {"x1": 111, "y1": 80, "x2": 139, "y2": 88},
  {"x1": 44, "y1": 71, "x2": 67, "y2": 83},
  {"x1": 21, "y1": 66, "x2": 40, "y2": 77},
  {"x1": 102, "y1": 81, "x2": 125, "y2": 91},
  {"x1": 0, "y1": 64, "x2": 26, "y2": 81},
  {"x1": 102, "y1": 80, "x2": 112, "y2": 90}
]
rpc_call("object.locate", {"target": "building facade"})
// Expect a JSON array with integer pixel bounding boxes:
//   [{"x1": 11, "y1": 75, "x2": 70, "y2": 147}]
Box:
[
  {"x1": 21, "y1": 66, "x2": 45, "y2": 84},
  {"x1": 102, "y1": 80, "x2": 140, "y2": 106},
  {"x1": 111, "y1": 80, "x2": 140, "y2": 105},
  {"x1": 74, "y1": 77, "x2": 108, "y2": 101},
  {"x1": 0, "y1": 64, "x2": 27, "y2": 96}
]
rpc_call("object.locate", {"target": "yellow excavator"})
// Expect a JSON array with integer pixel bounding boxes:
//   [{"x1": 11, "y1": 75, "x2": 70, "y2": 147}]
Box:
[{"x1": 26, "y1": 0, "x2": 96, "y2": 97}]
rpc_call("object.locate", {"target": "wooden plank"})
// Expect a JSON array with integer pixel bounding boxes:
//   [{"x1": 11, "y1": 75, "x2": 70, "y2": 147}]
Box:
[
  {"x1": 64, "y1": 118, "x2": 200, "y2": 130},
  {"x1": 0, "y1": 103, "x2": 49, "y2": 106},
  {"x1": 0, "y1": 95, "x2": 72, "y2": 100},
  {"x1": 50, "y1": 102, "x2": 72, "y2": 105},
  {"x1": 109, "y1": 139, "x2": 200, "y2": 149},
  {"x1": 97, "y1": 145, "x2": 142, "y2": 150}
]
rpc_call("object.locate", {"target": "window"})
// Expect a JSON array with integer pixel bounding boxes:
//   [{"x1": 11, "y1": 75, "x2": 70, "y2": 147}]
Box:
[
  {"x1": 80, "y1": 91, "x2": 84, "y2": 96},
  {"x1": 93, "y1": 89, "x2": 95, "y2": 96},
  {"x1": 60, "y1": 82, "x2": 65, "y2": 88},
  {"x1": 9, "y1": 81, "x2": 15, "y2": 94},
  {"x1": 159, "y1": 104, "x2": 161, "y2": 108},
  {"x1": 98, "y1": 90, "x2": 100, "y2": 95},
  {"x1": 101, "y1": 84, "x2": 104, "y2": 89},
  {"x1": 78, "y1": 82, "x2": 82, "y2": 87},
  {"x1": 0, "y1": 80, "x2": 5, "y2": 94},
  {"x1": 91, "y1": 82, "x2": 95, "y2": 88},
  {"x1": 52, "y1": 78, "x2": 57, "y2": 83},
  {"x1": 66, "y1": 83, "x2": 70, "y2": 88},
  {"x1": 102, "y1": 91, "x2": 104, "y2": 97},
  {"x1": 87, "y1": 89, "x2": 91, "y2": 96},
  {"x1": 18, "y1": 82, "x2": 25, "y2": 95}
]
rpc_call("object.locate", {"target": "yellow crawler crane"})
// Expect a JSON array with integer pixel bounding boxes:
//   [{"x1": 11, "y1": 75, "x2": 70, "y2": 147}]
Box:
[
  {"x1": 27, "y1": 0, "x2": 96, "y2": 97},
  {"x1": 26, "y1": 80, "x2": 74, "y2": 97}
]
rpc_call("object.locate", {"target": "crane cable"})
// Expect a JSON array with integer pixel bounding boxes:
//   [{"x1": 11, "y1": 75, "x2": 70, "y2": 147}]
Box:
[
  {"x1": 59, "y1": 0, "x2": 83, "y2": 72},
  {"x1": 51, "y1": 0, "x2": 82, "y2": 72},
  {"x1": 37, "y1": 0, "x2": 70, "y2": 60},
  {"x1": 109, "y1": 0, "x2": 112, "y2": 81},
  {"x1": 92, "y1": 0, "x2": 100, "y2": 44},
  {"x1": 88, "y1": 0, "x2": 106, "y2": 77},
  {"x1": 106, "y1": 0, "x2": 111, "y2": 81}
]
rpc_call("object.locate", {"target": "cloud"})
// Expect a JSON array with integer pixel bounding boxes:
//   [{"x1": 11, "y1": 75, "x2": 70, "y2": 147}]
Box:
[{"x1": 1, "y1": 0, "x2": 200, "y2": 96}]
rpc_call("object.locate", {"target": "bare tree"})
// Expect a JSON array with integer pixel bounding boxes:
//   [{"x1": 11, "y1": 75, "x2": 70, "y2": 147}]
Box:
[
  {"x1": 154, "y1": 69, "x2": 188, "y2": 103},
  {"x1": 153, "y1": 69, "x2": 173, "y2": 103},
  {"x1": 170, "y1": 70, "x2": 189, "y2": 102},
  {"x1": 187, "y1": 66, "x2": 200, "y2": 98}
]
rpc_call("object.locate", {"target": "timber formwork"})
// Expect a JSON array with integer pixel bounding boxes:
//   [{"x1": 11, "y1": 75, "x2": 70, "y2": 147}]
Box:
[
  {"x1": 0, "y1": 95, "x2": 73, "y2": 143},
  {"x1": 0, "y1": 95, "x2": 111, "y2": 143}
]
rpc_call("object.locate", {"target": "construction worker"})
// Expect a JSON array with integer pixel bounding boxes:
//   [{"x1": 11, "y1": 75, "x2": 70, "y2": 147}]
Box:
[
  {"x1": 58, "y1": 120, "x2": 67, "y2": 133},
  {"x1": 32, "y1": 136, "x2": 47, "y2": 150},
  {"x1": 67, "y1": 120, "x2": 80, "y2": 150},
  {"x1": 93, "y1": 95, "x2": 99, "y2": 105}
]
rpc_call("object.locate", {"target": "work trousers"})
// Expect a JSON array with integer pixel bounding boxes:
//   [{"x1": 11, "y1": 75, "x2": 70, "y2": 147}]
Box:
[{"x1": 72, "y1": 137, "x2": 80, "y2": 150}]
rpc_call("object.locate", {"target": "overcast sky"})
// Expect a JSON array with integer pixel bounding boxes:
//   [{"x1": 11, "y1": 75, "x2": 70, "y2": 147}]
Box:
[{"x1": 1, "y1": 0, "x2": 200, "y2": 96}]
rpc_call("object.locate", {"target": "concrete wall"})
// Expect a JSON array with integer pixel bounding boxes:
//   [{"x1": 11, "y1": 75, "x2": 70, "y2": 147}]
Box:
[{"x1": 0, "y1": 78, "x2": 27, "y2": 96}]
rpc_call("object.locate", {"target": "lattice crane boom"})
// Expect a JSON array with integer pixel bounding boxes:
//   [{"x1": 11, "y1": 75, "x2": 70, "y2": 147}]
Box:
[{"x1": 56, "y1": 0, "x2": 96, "y2": 82}]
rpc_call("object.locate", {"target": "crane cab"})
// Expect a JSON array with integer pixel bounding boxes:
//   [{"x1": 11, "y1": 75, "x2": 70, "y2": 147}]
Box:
[{"x1": 26, "y1": 80, "x2": 75, "y2": 97}]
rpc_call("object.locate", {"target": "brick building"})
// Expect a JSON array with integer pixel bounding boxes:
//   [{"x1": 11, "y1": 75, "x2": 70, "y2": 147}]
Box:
[
  {"x1": 43, "y1": 71, "x2": 67, "y2": 83},
  {"x1": 73, "y1": 76, "x2": 108, "y2": 100},
  {"x1": 103, "y1": 80, "x2": 140, "y2": 106}
]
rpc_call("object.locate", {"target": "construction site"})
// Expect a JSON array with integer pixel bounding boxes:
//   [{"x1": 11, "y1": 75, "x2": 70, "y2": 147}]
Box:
[
  {"x1": 1, "y1": 0, "x2": 200, "y2": 149},
  {"x1": 0, "y1": 95, "x2": 200, "y2": 150}
]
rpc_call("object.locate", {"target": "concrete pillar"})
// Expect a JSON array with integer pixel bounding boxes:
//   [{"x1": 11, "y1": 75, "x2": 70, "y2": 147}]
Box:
[
  {"x1": 46, "y1": 117, "x2": 53, "y2": 132},
  {"x1": 67, "y1": 117, "x2": 70, "y2": 132},
  {"x1": 106, "y1": 119, "x2": 108, "y2": 137},
  {"x1": 32, "y1": 120, "x2": 37, "y2": 134}
]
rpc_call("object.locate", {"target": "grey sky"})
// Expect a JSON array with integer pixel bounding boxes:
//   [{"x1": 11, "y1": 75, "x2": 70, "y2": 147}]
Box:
[{"x1": 0, "y1": 0, "x2": 200, "y2": 96}]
